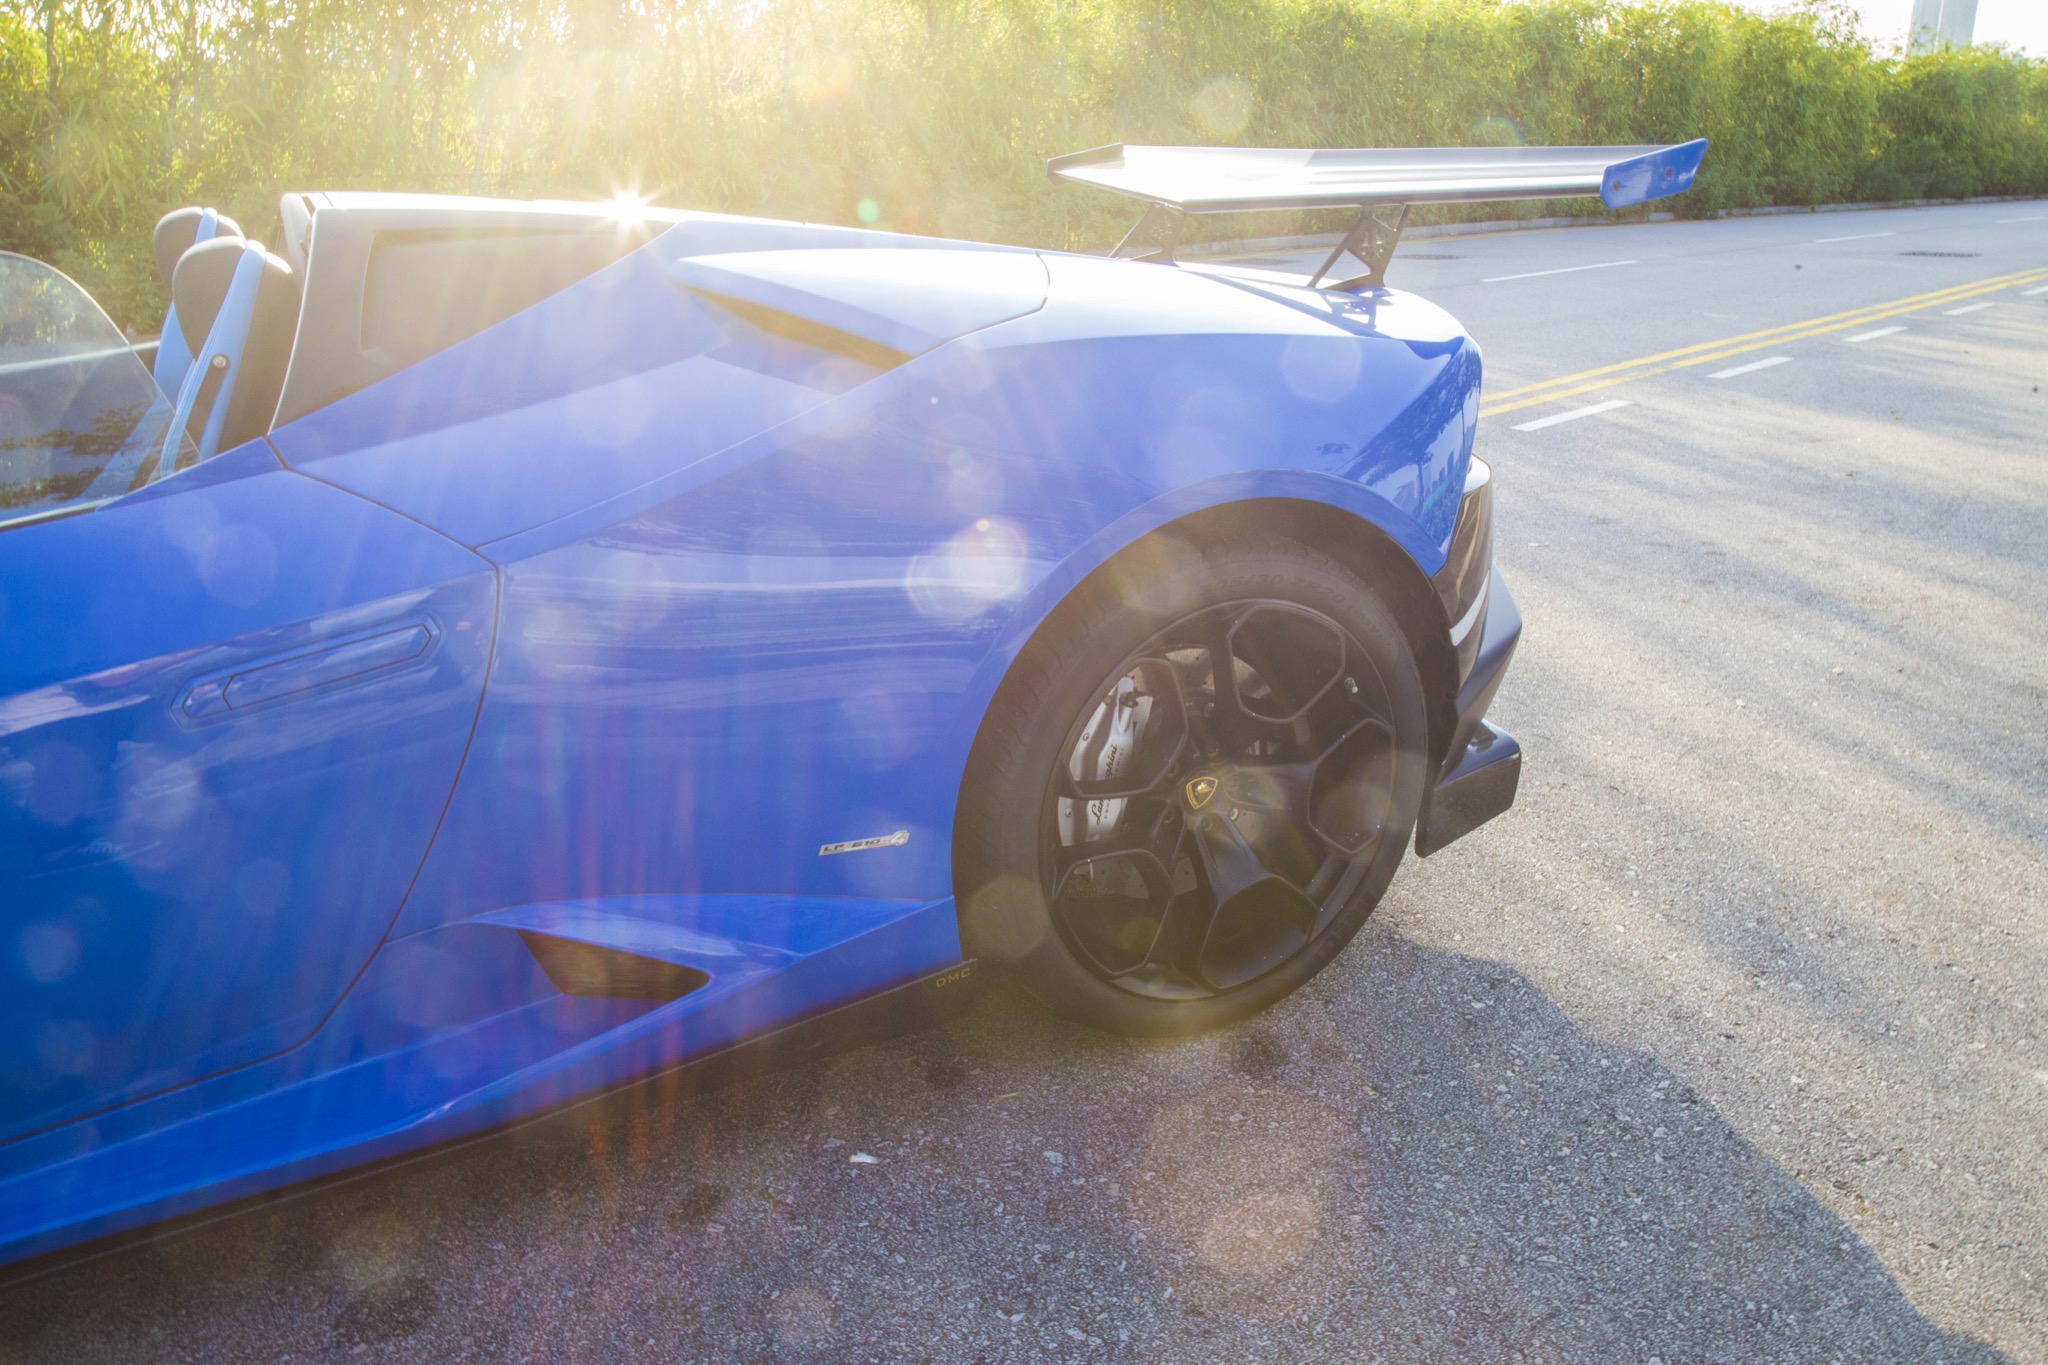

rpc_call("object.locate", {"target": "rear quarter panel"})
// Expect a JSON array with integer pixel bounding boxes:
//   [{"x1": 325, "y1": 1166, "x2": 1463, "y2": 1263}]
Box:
[{"x1": 383, "y1": 245, "x2": 1480, "y2": 935}]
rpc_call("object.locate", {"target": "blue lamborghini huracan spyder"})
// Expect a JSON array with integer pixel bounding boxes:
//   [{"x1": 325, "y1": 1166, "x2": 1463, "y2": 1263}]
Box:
[{"x1": 0, "y1": 138, "x2": 1704, "y2": 1264}]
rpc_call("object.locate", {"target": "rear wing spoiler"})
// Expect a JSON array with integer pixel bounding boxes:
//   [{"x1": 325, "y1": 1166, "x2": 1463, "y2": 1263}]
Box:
[{"x1": 1046, "y1": 140, "x2": 1708, "y2": 288}]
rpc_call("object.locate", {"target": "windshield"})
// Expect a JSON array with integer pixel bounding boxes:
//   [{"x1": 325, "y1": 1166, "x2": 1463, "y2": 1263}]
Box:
[{"x1": 0, "y1": 252, "x2": 193, "y2": 528}]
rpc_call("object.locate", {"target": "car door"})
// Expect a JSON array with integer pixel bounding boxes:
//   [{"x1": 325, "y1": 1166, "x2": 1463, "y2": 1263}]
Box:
[
  {"x1": 0, "y1": 258, "x2": 496, "y2": 1141},
  {"x1": 0, "y1": 453, "x2": 495, "y2": 1141}
]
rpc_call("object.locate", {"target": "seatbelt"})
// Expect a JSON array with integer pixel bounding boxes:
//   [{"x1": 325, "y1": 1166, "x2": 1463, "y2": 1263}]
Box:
[{"x1": 157, "y1": 240, "x2": 265, "y2": 477}]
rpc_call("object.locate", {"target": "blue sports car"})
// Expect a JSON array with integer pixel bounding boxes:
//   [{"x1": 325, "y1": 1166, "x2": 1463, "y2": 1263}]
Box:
[{"x1": 0, "y1": 139, "x2": 1704, "y2": 1266}]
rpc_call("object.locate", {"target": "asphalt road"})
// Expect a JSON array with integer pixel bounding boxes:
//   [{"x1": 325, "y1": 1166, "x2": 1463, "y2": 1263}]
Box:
[{"x1": 2, "y1": 201, "x2": 2044, "y2": 1363}]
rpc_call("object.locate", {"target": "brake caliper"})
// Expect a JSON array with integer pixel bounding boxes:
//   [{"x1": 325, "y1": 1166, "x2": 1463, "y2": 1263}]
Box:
[{"x1": 1058, "y1": 674, "x2": 1154, "y2": 846}]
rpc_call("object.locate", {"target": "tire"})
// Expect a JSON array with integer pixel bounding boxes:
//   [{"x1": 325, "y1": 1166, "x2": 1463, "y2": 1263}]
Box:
[{"x1": 955, "y1": 531, "x2": 1430, "y2": 1037}]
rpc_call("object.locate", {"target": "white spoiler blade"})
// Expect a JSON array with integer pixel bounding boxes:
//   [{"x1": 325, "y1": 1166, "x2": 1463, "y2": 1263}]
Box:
[{"x1": 1046, "y1": 141, "x2": 1709, "y2": 213}]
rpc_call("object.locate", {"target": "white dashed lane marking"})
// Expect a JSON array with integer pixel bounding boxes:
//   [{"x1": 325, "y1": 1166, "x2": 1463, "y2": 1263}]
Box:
[
  {"x1": 1482, "y1": 260, "x2": 1639, "y2": 284},
  {"x1": 1845, "y1": 326, "x2": 1907, "y2": 344},
  {"x1": 1997, "y1": 215, "x2": 2045, "y2": 224},
  {"x1": 1511, "y1": 399, "x2": 1633, "y2": 432},
  {"x1": 1944, "y1": 302, "x2": 1995, "y2": 316},
  {"x1": 1709, "y1": 356, "x2": 1794, "y2": 380},
  {"x1": 2022, "y1": 285, "x2": 2048, "y2": 296},
  {"x1": 1813, "y1": 232, "x2": 1894, "y2": 244}
]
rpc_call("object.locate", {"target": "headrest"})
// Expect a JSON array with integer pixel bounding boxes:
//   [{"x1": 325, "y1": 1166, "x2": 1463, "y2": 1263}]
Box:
[
  {"x1": 153, "y1": 207, "x2": 243, "y2": 289},
  {"x1": 172, "y1": 239, "x2": 294, "y2": 354},
  {"x1": 172, "y1": 238, "x2": 301, "y2": 449}
]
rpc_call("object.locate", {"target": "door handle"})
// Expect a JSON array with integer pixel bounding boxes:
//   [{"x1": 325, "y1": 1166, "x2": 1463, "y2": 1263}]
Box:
[{"x1": 179, "y1": 622, "x2": 435, "y2": 722}]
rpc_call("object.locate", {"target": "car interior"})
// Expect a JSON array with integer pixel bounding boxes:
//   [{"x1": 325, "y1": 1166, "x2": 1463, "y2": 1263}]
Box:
[
  {"x1": 153, "y1": 194, "x2": 677, "y2": 469},
  {"x1": 0, "y1": 195, "x2": 683, "y2": 528}
]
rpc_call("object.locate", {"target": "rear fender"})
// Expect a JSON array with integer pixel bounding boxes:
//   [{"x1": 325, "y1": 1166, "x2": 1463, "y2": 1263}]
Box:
[{"x1": 940, "y1": 473, "x2": 1454, "y2": 801}]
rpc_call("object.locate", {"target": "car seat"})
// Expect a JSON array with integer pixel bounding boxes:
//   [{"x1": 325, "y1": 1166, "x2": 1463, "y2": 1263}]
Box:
[
  {"x1": 150, "y1": 207, "x2": 242, "y2": 398},
  {"x1": 155, "y1": 236, "x2": 299, "y2": 476}
]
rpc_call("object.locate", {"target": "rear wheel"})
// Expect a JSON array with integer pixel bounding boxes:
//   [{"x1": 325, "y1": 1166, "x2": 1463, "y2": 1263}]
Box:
[{"x1": 956, "y1": 535, "x2": 1428, "y2": 1036}]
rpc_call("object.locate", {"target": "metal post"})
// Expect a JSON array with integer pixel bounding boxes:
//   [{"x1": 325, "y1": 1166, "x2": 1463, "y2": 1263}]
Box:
[{"x1": 1909, "y1": 0, "x2": 1976, "y2": 53}]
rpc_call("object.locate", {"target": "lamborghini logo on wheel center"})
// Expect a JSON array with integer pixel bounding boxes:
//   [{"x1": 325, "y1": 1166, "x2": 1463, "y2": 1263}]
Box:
[{"x1": 1184, "y1": 774, "x2": 1219, "y2": 810}]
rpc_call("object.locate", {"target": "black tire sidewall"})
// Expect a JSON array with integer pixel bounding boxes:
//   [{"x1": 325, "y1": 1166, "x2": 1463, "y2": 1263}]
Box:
[{"x1": 955, "y1": 534, "x2": 1430, "y2": 1037}]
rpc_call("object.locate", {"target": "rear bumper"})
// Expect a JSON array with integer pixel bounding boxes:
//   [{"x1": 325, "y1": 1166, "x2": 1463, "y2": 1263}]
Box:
[{"x1": 1415, "y1": 568, "x2": 1521, "y2": 857}]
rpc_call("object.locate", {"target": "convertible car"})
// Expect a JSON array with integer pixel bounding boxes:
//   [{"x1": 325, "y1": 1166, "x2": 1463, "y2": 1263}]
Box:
[{"x1": 0, "y1": 139, "x2": 1704, "y2": 1265}]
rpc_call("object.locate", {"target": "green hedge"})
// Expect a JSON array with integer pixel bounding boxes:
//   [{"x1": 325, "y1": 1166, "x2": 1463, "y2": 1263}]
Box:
[{"x1": 3, "y1": 0, "x2": 2043, "y2": 329}]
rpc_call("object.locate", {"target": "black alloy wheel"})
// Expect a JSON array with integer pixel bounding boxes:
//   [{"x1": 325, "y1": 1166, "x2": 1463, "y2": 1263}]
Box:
[
  {"x1": 957, "y1": 536, "x2": 1428, "y2": 1036},
  {"x1": 1045, "y1": 599, "x2": 1400, "y2": 999}
]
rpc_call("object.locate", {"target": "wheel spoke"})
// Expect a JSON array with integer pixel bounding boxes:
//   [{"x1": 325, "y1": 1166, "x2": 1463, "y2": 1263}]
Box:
[
  {"x1": 1129, "y1": 814, "x2": 1252, "y2": 985},
  {"x1": 1225, "y1": 760, "x2": 1317, "y2": 822},
  {"x1": 1303, "y1": 717, "x2": 1396, "y2": 856},
  {"x1": 1183, "y1": 811, "x2": 1317, "y2": 991},
  {"x1": 1189, "y1": 812, "x2": 1270, "y2": 907}
]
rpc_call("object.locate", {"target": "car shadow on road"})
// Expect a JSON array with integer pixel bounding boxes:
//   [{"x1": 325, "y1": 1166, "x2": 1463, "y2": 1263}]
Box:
[
  {"x1": 0, "y1": 925, "x2": 2010, "y2": 1364},
  {"x1": 1228, "y1": 926, "x2": 2012, "y2": 1363}
]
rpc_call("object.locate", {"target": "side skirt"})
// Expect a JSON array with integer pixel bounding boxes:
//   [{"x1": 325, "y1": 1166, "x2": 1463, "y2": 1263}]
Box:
[{"x1": 0, "y1": 959, "x2": 982, "y2": 1289}]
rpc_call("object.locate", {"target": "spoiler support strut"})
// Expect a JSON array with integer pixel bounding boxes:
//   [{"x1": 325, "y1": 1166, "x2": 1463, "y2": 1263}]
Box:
[
  {"x1": 1111, "y1": 203, "x2": 1187, "y2": 263},
  {"x1": 1310, "y1": 203, "x2": 1409, "y2": 290}
]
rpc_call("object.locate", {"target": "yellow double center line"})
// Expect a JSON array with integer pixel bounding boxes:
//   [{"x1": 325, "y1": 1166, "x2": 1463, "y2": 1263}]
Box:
[{"x1": 1479, "y1": 264, "x2": 2048, "y2": 420}]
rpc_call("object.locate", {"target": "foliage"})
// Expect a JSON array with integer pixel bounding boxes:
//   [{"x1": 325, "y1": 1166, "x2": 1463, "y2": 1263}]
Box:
[
  {"x1": 0, "y1": 0, "x2": 2042, "y2": 330},
  {"x1": 1865, "y1": 44, "x2": 2048, "y2": 201}
]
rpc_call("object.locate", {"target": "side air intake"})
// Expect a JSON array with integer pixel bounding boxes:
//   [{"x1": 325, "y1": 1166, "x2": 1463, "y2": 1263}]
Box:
[{"x1": 519, "y1": 933, "x2": 711, "y2": 1001}]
